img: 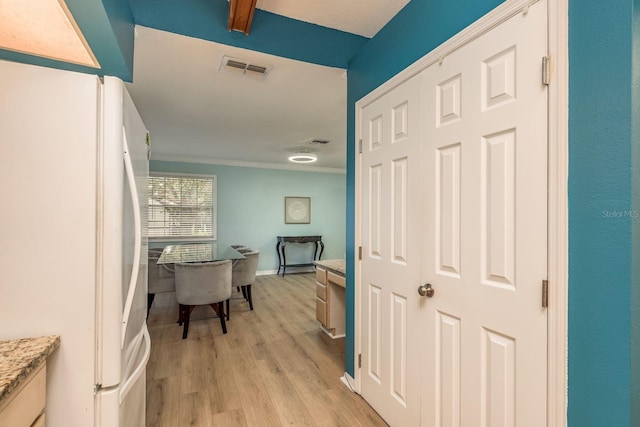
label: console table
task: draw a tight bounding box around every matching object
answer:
[276,236,324,276]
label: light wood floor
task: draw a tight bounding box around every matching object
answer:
[146,272,388,427]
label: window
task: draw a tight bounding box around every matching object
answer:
[148,173,216,240]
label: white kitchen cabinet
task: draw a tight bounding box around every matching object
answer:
[0,363,47,426]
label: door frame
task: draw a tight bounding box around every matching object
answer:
[353,0,569,425]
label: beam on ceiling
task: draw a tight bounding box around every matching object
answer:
[228,0,257,35]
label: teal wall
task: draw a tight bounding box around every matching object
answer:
[569,0,636,425]
[633,1,640,424]
[345,0,504,378]
[150,161,346,273]
[99,0,136,78]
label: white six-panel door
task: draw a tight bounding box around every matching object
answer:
[359,1,548,425]
[420,3,548,426]
[360,75,423,426]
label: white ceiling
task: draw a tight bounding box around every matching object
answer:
[256,0,409,38]
[126,1,409,172]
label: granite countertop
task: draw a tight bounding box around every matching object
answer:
[0,335,60,405]
[314,259,346,277]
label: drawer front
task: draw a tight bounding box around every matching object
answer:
[316,282,327,300]
[327,271,346,288]
[316,297,327,326]
[315,267,327,285]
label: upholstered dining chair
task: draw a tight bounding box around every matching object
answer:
[175,260,232,339]
[231,246,252,293]
[227,250,260,319]
[147,252,175,317]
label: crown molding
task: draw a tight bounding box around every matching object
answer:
[150,153,346,174]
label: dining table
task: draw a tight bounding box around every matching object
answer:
[156,242,245,264]
[156,242,245,321]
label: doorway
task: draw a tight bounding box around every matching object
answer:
[354,1,566,425]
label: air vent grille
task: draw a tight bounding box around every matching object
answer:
[226,60,247,70]
[219,56,271,79]
[307,139,330,145]
[247,64,268,74]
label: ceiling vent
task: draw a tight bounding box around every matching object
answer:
[219,55,271,80]
[306,139,330,145]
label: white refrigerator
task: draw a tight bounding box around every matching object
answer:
[0,59,150,426]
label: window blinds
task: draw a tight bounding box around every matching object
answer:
[148,174,216,240]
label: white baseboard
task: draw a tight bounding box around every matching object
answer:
[320,326,345,339]
[257,267,316,276]
[340,373,358,394]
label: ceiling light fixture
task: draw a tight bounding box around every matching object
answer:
[288,151,318,163]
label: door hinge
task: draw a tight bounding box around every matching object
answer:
[358,353,362,368]
[358,246,363,260]
[542,56,550,86]
[542,279,549,308]
[359,139,363,154]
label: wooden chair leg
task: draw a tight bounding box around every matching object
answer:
[241,285,247,300]
[218,302,227,334]
[247,285,253,311]
[178,304,184,325]
[180,304,191,339]
[178,305,195,325]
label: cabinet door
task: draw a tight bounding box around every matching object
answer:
[0,364,46,427]
[316,282,327,300]
[327,272,345,288]
[316,297,327,326]
[326,273,346,336]
[315,267,327,284]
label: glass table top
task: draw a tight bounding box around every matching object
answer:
[157,242,245,264]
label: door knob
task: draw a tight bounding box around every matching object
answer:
[418,283,435,298]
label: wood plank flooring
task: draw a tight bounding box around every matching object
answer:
[146,272,388,427]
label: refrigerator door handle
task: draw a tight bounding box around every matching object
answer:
[121,127,143,348]
[119,326,151,403]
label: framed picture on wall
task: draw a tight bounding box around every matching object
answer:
[285,197,311,224]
